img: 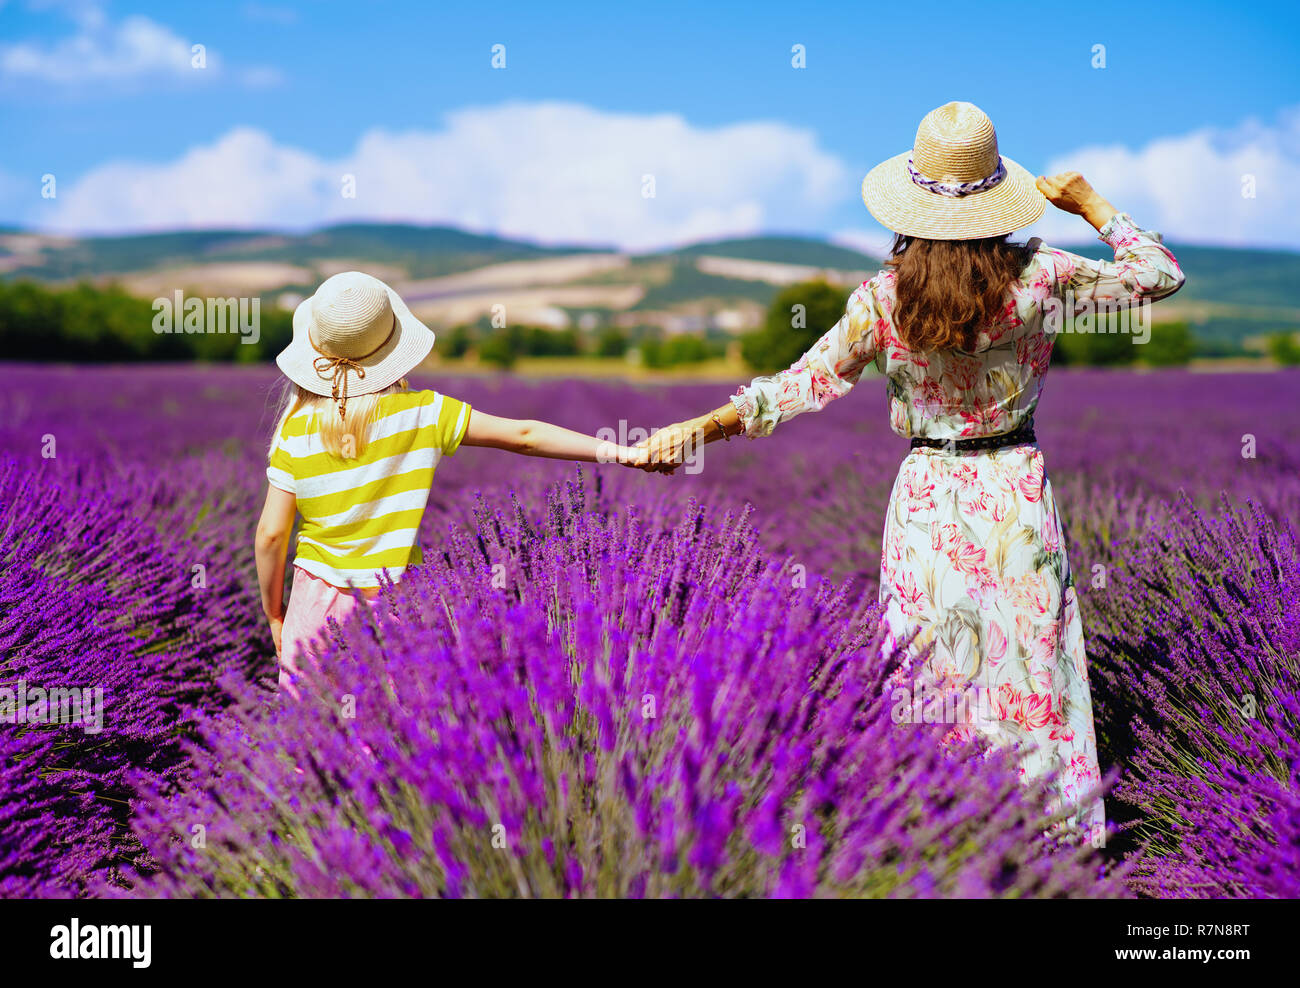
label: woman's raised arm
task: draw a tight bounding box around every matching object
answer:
[1036,172,1185,308]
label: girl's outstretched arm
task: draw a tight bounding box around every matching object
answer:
[255,483,297,656]
[461,409,652,468]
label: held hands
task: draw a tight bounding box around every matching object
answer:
[597,441,675,473]
[635,418,706,474]
[1035,172,1117,231]
[594,423,701,475]
[598,406,739,475]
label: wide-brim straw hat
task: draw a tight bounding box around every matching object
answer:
[862,102,1045,240]
[276,271,435,408]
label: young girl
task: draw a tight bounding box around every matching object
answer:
[255,270,650,696]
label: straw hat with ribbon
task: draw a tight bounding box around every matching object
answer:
[862,102,1045,240]
[276,271,435,420]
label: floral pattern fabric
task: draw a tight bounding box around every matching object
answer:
[730,213,1184,834]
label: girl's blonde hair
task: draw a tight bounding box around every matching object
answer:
[269,378,410,459]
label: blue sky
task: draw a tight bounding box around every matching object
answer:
[3,0,1298,249]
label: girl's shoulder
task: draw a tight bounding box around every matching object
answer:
[378,388,457,413]
[277,403,314,441]
[380,388,469,420]
[380,387,436,409]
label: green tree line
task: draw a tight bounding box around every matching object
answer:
[0,280,292,361]
[4,277,1287,371]
[443,320,725,369]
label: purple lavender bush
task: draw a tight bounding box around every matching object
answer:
[2,362,1297,897]
[127,482,1123,898]
[1084,497,1300,896]
[0,451,265,896]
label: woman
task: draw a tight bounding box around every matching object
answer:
[642,102,1184,837]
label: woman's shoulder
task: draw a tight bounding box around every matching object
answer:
[851,269,896,309]
[1020,238,1079,285]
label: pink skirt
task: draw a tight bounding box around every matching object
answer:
[279,566,381,698]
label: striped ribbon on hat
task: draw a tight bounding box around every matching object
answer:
[907,154,1007,198]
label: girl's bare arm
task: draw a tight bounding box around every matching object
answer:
[254,484,297,654]
[461,409,651,466]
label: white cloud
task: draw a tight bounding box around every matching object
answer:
[35,102,850,251]
[39,127,328,230]
[1024,107,1300,249]
[0,2,277,88]
[24,102,1300,251]
[2,13,196,83]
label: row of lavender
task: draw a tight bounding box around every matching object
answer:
[130,486,1123,897]
[0,363,1296,896]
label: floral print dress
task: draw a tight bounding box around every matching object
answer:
[730,213,1184,836]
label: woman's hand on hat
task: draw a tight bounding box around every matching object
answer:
[1035,171,1095,213]
[1036,172,1117,230]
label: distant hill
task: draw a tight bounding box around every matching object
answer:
[0,224,599,282]
[660,235,880,269]
[2,224,1296,347]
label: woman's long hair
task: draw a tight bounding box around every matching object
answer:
[268,379,409,459]
[886,234,1035,352]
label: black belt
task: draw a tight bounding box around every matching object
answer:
[910,421,1037,452]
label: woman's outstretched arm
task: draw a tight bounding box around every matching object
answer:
[642,276,884,467]
[640,401,743,469]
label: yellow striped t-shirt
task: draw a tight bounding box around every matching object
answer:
[266,390,472,588]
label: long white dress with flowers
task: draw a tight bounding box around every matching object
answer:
[729,213,1184,837]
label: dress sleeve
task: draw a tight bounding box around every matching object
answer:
[1041,212,1185,312]
[266,425,296,494]
[729,276,884,439]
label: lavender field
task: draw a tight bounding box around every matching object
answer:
[1,362,1297,898]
